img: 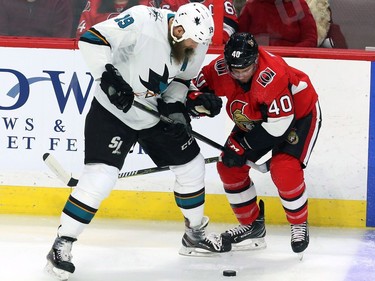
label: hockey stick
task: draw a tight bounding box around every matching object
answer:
[43,153,219,187]
[133,100,270,173]
[43,153,79,187]
[118,156,219,177]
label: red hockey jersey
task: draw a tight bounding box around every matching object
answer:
[76,0,149,38]
[194,48,318,147]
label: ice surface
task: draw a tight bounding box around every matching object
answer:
[0,215,374,281]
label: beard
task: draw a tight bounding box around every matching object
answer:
[168,34,195,64]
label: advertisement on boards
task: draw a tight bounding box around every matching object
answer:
[0,47,372,203]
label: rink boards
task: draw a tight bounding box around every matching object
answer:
[0,45,374,227]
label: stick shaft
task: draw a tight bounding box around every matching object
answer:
[118,156,219,178]
[43,153,219,187]
[132,100,270,173]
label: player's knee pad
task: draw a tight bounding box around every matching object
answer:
[169,153,205,192]
[270,153,304,195]
[71,163,119,209]
[217,161,251,189]
[271,154,308,223]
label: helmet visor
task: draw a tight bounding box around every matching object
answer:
[229,62,257,80]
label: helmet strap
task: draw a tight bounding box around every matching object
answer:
[170,20,184,44]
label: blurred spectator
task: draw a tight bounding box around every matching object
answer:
[71,0,87,38]
[326,10,347,48]
[306,0,347,48]
[0,0,73,38]
[152,0,162,6]
[158,0,238,43]
[233,0,246,15]
[238,0,317,47]
[76,0,149,38]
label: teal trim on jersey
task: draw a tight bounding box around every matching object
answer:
[167,13,175,21]
[80,32,100,42]
[366,61,375,227]
[174,189,205,209]
[181,57,188,71]
[63,198,96,224]
[80,29,109,46]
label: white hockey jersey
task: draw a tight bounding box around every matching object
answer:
[78,5,209,130]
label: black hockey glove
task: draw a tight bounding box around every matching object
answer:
[157,99,191,140]
[221,132,250,168]
[186,91,223,117]
[100,64,134,113]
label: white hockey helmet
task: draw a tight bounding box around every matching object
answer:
[170,2,214,45]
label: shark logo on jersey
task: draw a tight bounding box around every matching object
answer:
[148,7,163,22]
[139,64,169,95]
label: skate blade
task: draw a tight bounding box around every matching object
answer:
[44,261,71,281]
[178,245,220,257]
[297,252,304,261]
[232,238,267,251]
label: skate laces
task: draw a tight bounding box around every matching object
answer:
[204,233,223,251]
[186,226,223,251]
[54,238,73,261]
[187,227,205,241]
[185,216,209,241]
[291,222,307,242]
[226,224,252,237]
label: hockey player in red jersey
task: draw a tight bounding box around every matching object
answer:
[158,0,238,43]
[76,0,149,38]
[188,32,322,257]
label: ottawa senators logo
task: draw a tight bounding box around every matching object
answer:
[256,67,276,87]
[214,58,229,76]
[286,128,299,144]
[230,100,260,132]
[194,72,206,88]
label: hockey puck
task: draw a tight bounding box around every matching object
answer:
[223,270,236,277]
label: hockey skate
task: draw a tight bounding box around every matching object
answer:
[179,216,232,256]
[291,221,309,260]
[222,199,266,251]
[45,236,77,281]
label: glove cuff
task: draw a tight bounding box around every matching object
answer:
[227,135,246,155]
[187,91,203,100]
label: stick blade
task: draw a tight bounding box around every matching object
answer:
[43,153,76,187]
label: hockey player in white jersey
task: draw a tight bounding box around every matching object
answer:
[45,3,228,281]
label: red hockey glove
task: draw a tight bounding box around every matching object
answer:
[221,133,250,167]
[186,91,222,117]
